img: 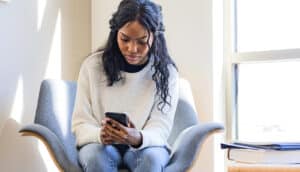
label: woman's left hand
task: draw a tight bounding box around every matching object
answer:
[101,117,142,147]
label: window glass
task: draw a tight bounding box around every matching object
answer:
[237,61,300,142]
[237,0,300,52]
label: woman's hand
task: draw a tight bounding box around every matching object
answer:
[100,119,115,145]
[100,117,142,147]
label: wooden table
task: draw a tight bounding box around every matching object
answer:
[228,163,300,172]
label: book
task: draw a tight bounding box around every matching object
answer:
[222,142,300,150]
[221,142,300,164]
[233,141,300,150]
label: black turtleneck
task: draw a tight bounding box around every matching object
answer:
[121,57,149,73]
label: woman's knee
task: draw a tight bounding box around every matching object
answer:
[78,143,120,172]
[79,144,103,169]
[148,149,168,161]
[136,147,170,171]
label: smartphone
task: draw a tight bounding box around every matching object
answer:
[105,112,128,126]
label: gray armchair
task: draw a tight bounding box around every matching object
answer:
[19,79,223,172]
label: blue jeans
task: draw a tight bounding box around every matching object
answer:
[78,143,170,172]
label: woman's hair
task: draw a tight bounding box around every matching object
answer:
[96,0,177,111]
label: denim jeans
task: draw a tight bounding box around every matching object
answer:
[78,143,169,172]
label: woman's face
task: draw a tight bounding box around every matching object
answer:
[117,20,153,65]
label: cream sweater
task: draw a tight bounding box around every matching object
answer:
[71,53,179,149]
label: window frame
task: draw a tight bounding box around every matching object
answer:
[224,0,300,141]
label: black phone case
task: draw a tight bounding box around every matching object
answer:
[105,112,128,126]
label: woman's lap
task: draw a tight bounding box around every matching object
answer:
[124,146,170,172]
[79,144,169,172]
[79,143,122,172]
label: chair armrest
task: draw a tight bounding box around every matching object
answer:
[165,122,224,172]
[19,124,82,172]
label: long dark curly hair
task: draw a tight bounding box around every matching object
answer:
[96,0,177,111]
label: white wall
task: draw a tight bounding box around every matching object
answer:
[91,0,220,171]
[0,0,91,171]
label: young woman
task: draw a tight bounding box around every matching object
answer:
[72,0,179,171]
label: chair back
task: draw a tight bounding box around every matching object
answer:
[34,79,78,166]
[167,79,199,147]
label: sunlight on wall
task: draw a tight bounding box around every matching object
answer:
[213,0,225,171]
[45,10,61,79]
[37,0,47,31]
[53,83,69,137]
[9,76,24,123]
[38,140,59,172]
[40,7,62,172]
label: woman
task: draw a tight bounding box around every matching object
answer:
[72,0,179,171]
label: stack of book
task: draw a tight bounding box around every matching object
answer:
[221,142,300,164]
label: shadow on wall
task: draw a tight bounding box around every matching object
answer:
[0,0,90,171]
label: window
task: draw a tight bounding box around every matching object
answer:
[225,0,300,142]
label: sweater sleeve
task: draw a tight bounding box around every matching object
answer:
[138,66,179,149]
[71,59,102,147]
